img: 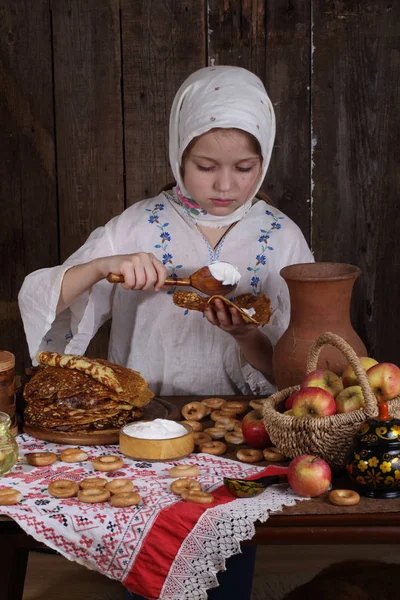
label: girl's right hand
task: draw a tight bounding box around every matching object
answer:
[98,252,168,291]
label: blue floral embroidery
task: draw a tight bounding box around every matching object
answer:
[42,335,52,345]
[146,203,183,296]
[247,209,284,294]
[65,330,73,341]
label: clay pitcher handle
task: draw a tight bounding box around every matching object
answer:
[306,332,377,418]
[106,273,190,286]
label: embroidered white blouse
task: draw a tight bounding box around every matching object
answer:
[18,193,313,396]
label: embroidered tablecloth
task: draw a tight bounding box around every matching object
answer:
[0,434,308,599]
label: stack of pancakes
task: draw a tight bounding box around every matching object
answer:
[24,352,153,433]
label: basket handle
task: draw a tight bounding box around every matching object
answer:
[306,332,377,418]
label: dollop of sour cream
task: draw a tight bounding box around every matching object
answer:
[123,419,188,440]
[242,307,256,317]
[209,261,241,286]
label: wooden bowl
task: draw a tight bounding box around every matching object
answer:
[119,422,194,461]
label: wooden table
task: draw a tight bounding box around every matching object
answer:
[2,395,400,600]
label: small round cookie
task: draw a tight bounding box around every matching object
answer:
[92,455,123,472]
[110,492,141,507]
[79,477,108,489]
[48,479,79,499]
[0,488,23,505]
[78,487,111,504]
[105,479,134,495]
[26,452,57,467]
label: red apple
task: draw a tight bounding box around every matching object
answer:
[291,387,337,417]
[288,455,332,497]
[335,385,364,413]
[285,390,300,411]
[301,369,343,398]
[241,409,271,448]
[367,362,400,403]
[342,357,378,388]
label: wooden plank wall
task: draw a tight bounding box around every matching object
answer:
[1,0,399,374]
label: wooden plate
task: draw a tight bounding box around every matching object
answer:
[22,397,180,445]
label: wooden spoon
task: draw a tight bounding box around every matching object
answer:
[223,473,288,498]
[106,265,238,296]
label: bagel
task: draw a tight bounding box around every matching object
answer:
[92,455,123,472]
[170,478,202,496]
[221,400,247,415]
[236,449,263,463]
[181,402,207,421]
[181,489,214,504]
[78,487,111,504]
[179,420,203,432]
[263,447,287,462]
[224,432,245,445]
[168,464,200,478]
[202,397,225,410]
[329,489,360,507]
[110,491,141,507]
[79,477,108,489]
[198,441,226,456]
[204,427,226,440]
[48,479,79,499]
[0,488,22,505]
[26,452,57,467]
[60,448,89,463]
[105,479,134,495]
[194,432,212,446]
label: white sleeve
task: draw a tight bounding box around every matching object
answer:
[239,221,314,394]
[18,221,117,363]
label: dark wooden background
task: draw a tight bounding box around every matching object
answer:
[1,0,399,374]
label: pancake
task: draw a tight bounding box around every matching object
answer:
[37,351,123,392]
[25,361,153,408]
[24,400,142,431]
[173,291,272,325]
[24,354,153,434]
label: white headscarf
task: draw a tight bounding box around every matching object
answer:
[169,65,276,227]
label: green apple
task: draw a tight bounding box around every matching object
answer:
[342,357,379,388]
[335,385,364,413]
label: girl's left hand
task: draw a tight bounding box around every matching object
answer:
[203,298,257,338]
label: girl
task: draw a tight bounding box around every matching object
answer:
[19,66,313,600]
[18,65,313,398]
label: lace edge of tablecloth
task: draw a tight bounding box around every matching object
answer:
[160,485,310,600]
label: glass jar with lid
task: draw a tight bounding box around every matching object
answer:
[0,412,19,476]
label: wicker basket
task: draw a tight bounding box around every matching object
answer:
[263,332,400,469]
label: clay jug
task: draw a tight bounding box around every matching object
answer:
[272,262,367,389]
